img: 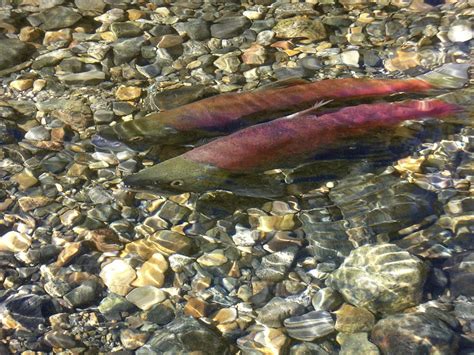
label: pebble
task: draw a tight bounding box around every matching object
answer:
[255,247,298,282]
[371,312,458,354]
[197,249,228,267]
[115,86,142,101]
[337,332,380,355]
[312,287,344,311]
[24,126,50,141]
[256,297,305,327]
[9,79,34,91]
[63,279,101,307]
[284,310,335,341]
[0,39,34,70]
[326,244,427,313]
[126,286,167,311]
[132,253,168,288]
[237,327,289,354]
[38,6,82,30]
[99,259,136,296]
[58,71,106,85]
[120,329,150,350]
[273,16,326,41]
[143,316,230,354]
[177,19,211,41]
[0,231,32,252]
[110,22,143,38]
[210,16,251,39]
[448,20,473,42]
[334,304,375,333]
[214,52,241,73]
[242,44,266,65]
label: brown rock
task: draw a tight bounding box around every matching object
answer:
[9,79,34,91]
[56,242,83,267]
[19,26,43,42]
[43,29,72,46]
[12,169,38,190]
[52,100,93,131]
[88,228,122,252]
[242,44,266,65]
[127,9,145,20]
[115,86,142,101]
[335,304,375,333]
[184,297,209,318]
[132,253,168,288]
[120,329,149,350]
[273,16,327,41]
[157,34,183,48]
[18,196,52,212]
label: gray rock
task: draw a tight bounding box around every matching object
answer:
[113,37,146,65]
[312,287,344,311]
[24,126,50,141]
[326,244,427,313]
[63,279,101,307]
[44,331,78,349]
[0,39,35,70]
[371,313,458,354]
[2,294,57,331]
[255,247,298,282]
[111,22,143,38]
[143,316,230,354]
[177,19,211,41]
[337,332,379,355]
[256,297,305,327]
[284,310,335,341]
[38,6,82,30]
[58,71,106,85]
[210,16,251,39]
[94,109,115,124]
[98,293,136,315]
[75,0,105,12]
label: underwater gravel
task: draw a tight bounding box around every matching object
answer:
[0,0,473,353]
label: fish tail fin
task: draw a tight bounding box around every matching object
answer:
[418,63,470,89]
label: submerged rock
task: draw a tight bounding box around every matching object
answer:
[327,244,427,313]
[0,39,35,70]
[284,310,335,341]
[371,313,459,354]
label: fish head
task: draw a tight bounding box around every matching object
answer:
[123,155,230,195]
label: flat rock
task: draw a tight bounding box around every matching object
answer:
[371,313,458,354]
[284,310,335,341]
[326,244,427,313]
[273,16,326,41]
[58,71,106,85]
[210,16,251,39]
[0,39,35,70]
[38,6,82,30]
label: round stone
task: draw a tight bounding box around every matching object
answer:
[283,311,335,341]
[126,286,167,311]
[326,244,427,313]
[100,259,136,296]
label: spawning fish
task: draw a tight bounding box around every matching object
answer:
[123,88,471,197]
[95,63,468,148]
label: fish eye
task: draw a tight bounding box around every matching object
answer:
[170,180,184,187]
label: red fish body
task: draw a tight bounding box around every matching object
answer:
[97,63,468,146]
[184,99,461,172]
[123,92,467,196]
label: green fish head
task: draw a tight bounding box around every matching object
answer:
[123,156,230,195]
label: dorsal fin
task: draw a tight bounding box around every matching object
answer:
[257,77,310,91]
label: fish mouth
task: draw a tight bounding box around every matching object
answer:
[122,174,182,196]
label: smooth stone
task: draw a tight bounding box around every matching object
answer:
[149,230,194,256]
[210,16,251,39]
[121,329,150,350]
[335,304,375,333]
[157,34,183,48]
[255,247,298,282]
[132,253,168,288]
[25,126,50,141]
[371,313,458,354]
[312,287,344,311]
[184,297,210,318]
[256,297,305,327]
[58,71,105,85]
[326,244,427,313]
[98,293,135,315]
[100,259,136,296]
[144,316,230,354]
[10,79,34,91]
[111,22,143,38]
[113,37,146,65]
[284,310,335,341]
[12,169,38,190]
[337,332,379,355]
[197,249,228,267]
[126,286,167,311]
[237,327,289,354]
[44,331,77,349]
[242,44,266,65]
[289,341,338,354]
[18,196,52,212]
[75,0,105,12]
[273,16,326,41]
[63,279,100,307]
[341,50,360,67]
[214,52,241,73]
[448,20,473,42]
[0,231,32,252]
[0,39,34,70]
[177,19,210,41]
[142,302,175,325]
[38,6,82,30]
[115,86,142,101]
[145,85,206,110]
